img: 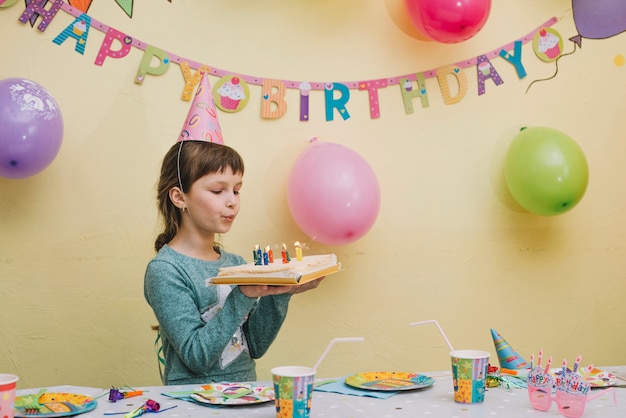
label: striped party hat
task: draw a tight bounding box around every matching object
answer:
[491,328,529,370]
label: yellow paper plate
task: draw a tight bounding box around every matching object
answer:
[583,368,618,387]
[189,383,274,406]
[550,367,618,387]
[14,393,97,417]
[345,371,435,391]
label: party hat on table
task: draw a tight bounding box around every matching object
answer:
[178,71,224,144]
[490,328,529,370]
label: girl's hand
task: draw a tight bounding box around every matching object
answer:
[238,284,292,298]
[286,277,324,294]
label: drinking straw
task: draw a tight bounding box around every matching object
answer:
[312,337,364,372]
[408,320,455,353]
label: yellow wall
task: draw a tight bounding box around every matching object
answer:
[1,0,625,388]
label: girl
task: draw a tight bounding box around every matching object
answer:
[144,140,322,385]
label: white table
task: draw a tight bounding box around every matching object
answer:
[17,367,626,418]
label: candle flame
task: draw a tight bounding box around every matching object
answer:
[265,245,270,252]
[254,244,259,250]
[282,243,287,250]
[294,241,301,248]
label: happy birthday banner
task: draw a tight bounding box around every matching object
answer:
[17,0,558,122]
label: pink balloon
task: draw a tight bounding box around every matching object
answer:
[0,78,64,179]
[404,0,491,43]
[287,140,381,246]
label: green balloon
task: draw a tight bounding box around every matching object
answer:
[504,127,589,216]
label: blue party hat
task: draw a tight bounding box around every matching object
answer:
[491,328,529,370]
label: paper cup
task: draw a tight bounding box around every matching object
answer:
[450,350,490,403]
[271,366,315,418]
[0,374,18,418]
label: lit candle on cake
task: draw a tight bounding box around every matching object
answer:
[266,245,274,263]
[281,243,290,264]
[256,244,263,266]
[294,241,303,261]
[263,248,269,265]
[253,244,261,265]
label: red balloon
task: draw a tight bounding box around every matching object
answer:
[404,0,491,43]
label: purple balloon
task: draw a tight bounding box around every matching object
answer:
[0,78,64,179]
[571,0,626,44]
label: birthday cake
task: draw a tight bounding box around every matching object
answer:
[208,254,340,286]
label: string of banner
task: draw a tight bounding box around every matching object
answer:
[18,0,558,122]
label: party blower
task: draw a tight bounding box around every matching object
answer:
[409,320,490,404]
[271,337,364,418]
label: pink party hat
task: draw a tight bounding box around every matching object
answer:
[491,328,529,370]
[178,71,224,144]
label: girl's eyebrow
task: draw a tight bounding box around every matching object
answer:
[207,180,243,187]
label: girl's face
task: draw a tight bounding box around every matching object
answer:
[183,167,243,235]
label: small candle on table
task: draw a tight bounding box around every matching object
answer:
[573,355,581,373]
[263,248,269,265]
[266,245,273,263]
[294,241,303,261]
[544,356,552,373]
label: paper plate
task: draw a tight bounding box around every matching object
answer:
[345,371,435,391]
[582,368,618,387]
[14,393,97,417]
[550,368,618,387]
[189,383,274,406]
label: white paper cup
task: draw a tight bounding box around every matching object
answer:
[271,366,315,418]
[0,374,19,418]
[450,350,490,403]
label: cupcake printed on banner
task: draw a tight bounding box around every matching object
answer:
[179,70,224,144]
[214,75,250,113]
[533,28,563,62]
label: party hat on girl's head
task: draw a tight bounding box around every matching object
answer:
[178,71,224,144]
[491,328,529,370]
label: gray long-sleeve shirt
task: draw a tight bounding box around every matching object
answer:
[144,245,292,385]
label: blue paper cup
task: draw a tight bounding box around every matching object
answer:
[451,350,490,403]
[271,366,315,418]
